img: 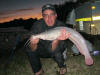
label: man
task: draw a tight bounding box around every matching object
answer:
[26,4,70,75]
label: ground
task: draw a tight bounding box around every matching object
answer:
[0,46,100,75]
[0,34,100,75]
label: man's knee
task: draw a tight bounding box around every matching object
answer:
[29,43,38,51]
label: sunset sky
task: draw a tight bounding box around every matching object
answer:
[0,0,78,23]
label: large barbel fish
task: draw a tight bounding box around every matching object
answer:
[29,26,93,65]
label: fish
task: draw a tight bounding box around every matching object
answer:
[26,26,93,66]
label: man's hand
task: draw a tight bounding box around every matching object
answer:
[57,28,70,40]
[30,36,39,44]
[29,36,39,51]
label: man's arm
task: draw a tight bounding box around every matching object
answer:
[51,28,70,51]
[29,22,41,51]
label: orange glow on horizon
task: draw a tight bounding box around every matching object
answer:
[0,13,42,23]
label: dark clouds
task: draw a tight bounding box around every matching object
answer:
[0,8,35,16]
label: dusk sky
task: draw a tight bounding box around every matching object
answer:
[0,0,78,23]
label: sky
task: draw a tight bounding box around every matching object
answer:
[0,0,78,23]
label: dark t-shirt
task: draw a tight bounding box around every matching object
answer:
[30,18,66,34]
[30,18,67,52]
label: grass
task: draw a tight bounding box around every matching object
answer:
[0,47,100,75]
[0,37,100,75]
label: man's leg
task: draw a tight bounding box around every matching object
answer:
[52,49,67,75]
[26,43,43,75]
[51,40,67,74]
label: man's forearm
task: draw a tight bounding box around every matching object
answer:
[51,39,59,51]
[29,43,38,51]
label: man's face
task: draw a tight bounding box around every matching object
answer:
[42,9,57,26]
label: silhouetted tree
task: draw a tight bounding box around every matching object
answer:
[0,18,37,30]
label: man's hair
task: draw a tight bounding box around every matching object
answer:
[42,4,56,13]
